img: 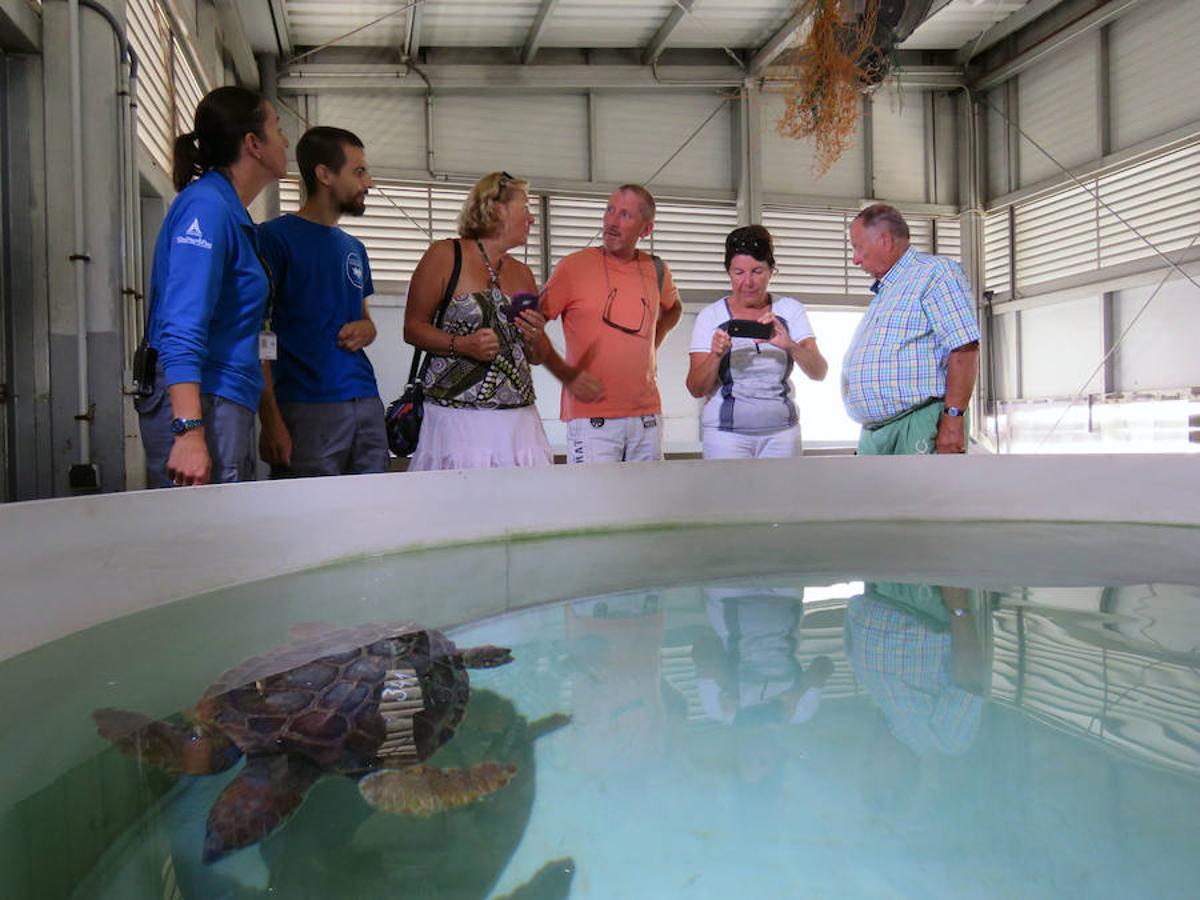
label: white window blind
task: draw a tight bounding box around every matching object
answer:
[936,219,962,262]
[1015,182,1097,287]
[171,37,206,140]
[1009,143,1200,291]
[547,196,736,291]
[985,208,1011,294]
[127,0,173,173]
[907,218,933,254]
[647,201,738,292]
[279,179,543,286]
[127,0,210,180]
[1098,144,1200,267]
[762,208,871,297]
[548,196,606,272]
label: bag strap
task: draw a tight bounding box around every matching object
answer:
[406,238,463,385]
[651,253,665,297]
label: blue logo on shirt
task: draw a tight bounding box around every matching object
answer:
[346,251,364,289]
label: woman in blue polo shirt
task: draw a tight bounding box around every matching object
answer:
[138,86,289,486]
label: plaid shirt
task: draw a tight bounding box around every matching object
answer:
[841,247,980,425]
[845,591,982,756]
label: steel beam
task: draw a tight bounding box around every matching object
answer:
[643,0,694,67]
[279,62,745,93]
[214,0,260,88]
[0,0,40,52]
[955,0,1064,64]
[405,0,424,58]
[280,62,961,94]
[522,0,562,65]
[971,0,1147,93]
[749,10,811,76]
[267,0,292,57]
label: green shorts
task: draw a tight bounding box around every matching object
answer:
[856,401,947,456]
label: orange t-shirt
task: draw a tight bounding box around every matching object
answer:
[541,247,681,421]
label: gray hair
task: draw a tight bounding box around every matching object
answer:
[854,203,910,242]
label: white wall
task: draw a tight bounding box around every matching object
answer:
[1017,295,1105,398]
[1113,280,1200,391]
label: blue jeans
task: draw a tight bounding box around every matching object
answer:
[137,366,257,487]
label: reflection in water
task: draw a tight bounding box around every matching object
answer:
[694,586,832,727]
[255,689,570,899]
[843,583,988,816]
[844,583,987,757]
[561,595,676,775]
[5,577,1200,898]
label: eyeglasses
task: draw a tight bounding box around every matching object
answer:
[600,249,651,335]
[498,171,514,192]
[602,287,648,335]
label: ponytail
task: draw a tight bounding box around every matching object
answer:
[171,87,267,191]
[171,131,201,192]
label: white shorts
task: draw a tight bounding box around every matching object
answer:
[565,415,664,464]
[409,403,553,471]
[701,425,800,460]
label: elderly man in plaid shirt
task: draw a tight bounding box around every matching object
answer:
[842,204,980,454]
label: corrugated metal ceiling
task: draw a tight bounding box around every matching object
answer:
[278,0,1038,55]
[900,0,1033,51]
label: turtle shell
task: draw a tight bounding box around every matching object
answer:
[195,625,473,773]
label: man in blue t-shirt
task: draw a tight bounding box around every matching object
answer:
[258,126,389,476]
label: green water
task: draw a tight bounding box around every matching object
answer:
[2,522,1199,898]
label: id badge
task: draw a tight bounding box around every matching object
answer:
[258,330,278,361]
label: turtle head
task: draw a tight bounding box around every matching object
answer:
[459,644,514,669]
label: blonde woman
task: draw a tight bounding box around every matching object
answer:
[403,172,552,469]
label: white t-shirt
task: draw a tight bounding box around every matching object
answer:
[689,295,815,434]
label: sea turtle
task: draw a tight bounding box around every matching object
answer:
[93,622,527,863]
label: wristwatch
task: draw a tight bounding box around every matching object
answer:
[943,406,966,417]
[170,417,204,436]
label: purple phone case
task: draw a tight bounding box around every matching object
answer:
[507,292,540,322]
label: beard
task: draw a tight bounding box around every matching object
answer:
[340,194,367,217]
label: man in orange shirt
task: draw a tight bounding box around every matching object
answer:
[540,185,683,463]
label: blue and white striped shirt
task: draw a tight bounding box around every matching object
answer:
[841,247,980,426]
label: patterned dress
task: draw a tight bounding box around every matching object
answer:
[422,289,537,409]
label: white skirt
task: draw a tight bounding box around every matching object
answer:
[408,403,553,471]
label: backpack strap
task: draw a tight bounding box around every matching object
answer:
[651,253,665,297]
[407,238,462,385]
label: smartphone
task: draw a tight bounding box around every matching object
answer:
[506,292,540,323]
[726,319,773,340]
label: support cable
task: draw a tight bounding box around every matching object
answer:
[1032,229,1200,450]
[979,97,1200,449]
[272,97,436,240]
[581,92,740,248]
[287,0,426,66]
[981,95,1200,295]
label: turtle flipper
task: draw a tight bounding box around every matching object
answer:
[358,762,516,815]
[203,755,322,864]
[527,712,572,741]
[457,644,514,669]
[93,708,191,774]
[495,858,577,900]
